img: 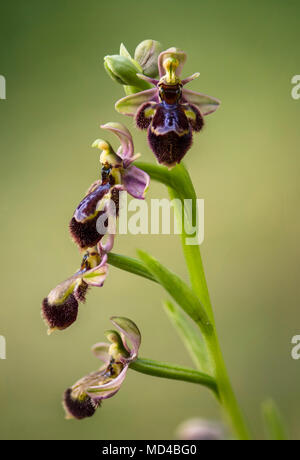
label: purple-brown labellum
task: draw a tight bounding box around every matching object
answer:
[42,294,78,331]
[69,182,112,250]
[69,213,107,250]
[63,388,100,420]
[74,281,89,303]
[136,82,204,167]
[116,49,220,167]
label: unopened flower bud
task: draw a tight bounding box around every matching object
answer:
[134,39,162,78]
[104,55,150,91]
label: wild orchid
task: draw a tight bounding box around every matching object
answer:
[69,122,149,250]
[63,317,141,420]
[42,248,108,333]
[115,48,220,167]
[43,40,287,441]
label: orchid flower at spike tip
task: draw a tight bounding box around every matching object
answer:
[69,122,150,250]
[115,48,221,167]
[42,249,108,334]
[63,317,141,420]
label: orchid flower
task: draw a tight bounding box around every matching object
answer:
[42,249,108,333]
[63,317,141,420]
[69,122,150,250]
[115,48,220,167]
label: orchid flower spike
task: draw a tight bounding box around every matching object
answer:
[63,317,141,420]
[115,48,221,168]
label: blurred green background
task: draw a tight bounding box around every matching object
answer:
[1,0,300,440]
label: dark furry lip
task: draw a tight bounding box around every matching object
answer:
[42,294,78,330]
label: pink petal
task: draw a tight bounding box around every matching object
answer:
[122,165,150,199]
[86,364,129,400]
[100,122,134,160]
[158,48,187,78]
[181,73,200,86]
[136,73,159,86]
[91,342,110,365]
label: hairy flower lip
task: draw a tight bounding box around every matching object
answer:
[42,294,79,333]
[63,388,100,420]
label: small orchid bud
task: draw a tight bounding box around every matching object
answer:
[104,55,150,91]
[63,388,100,420]
[134,39,162,78]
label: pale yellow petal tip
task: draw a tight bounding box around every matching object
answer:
[136,73,148,82]
[132,153,141,162]
[47,327,57,336]
[143,185,149,199]
[92,139,109,151]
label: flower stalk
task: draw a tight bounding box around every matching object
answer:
[129,358,219,397]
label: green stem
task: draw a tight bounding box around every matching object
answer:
[130,357,219,397]
[171,174,250,440]
[107,252,157,283]
[137,161,250,440]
